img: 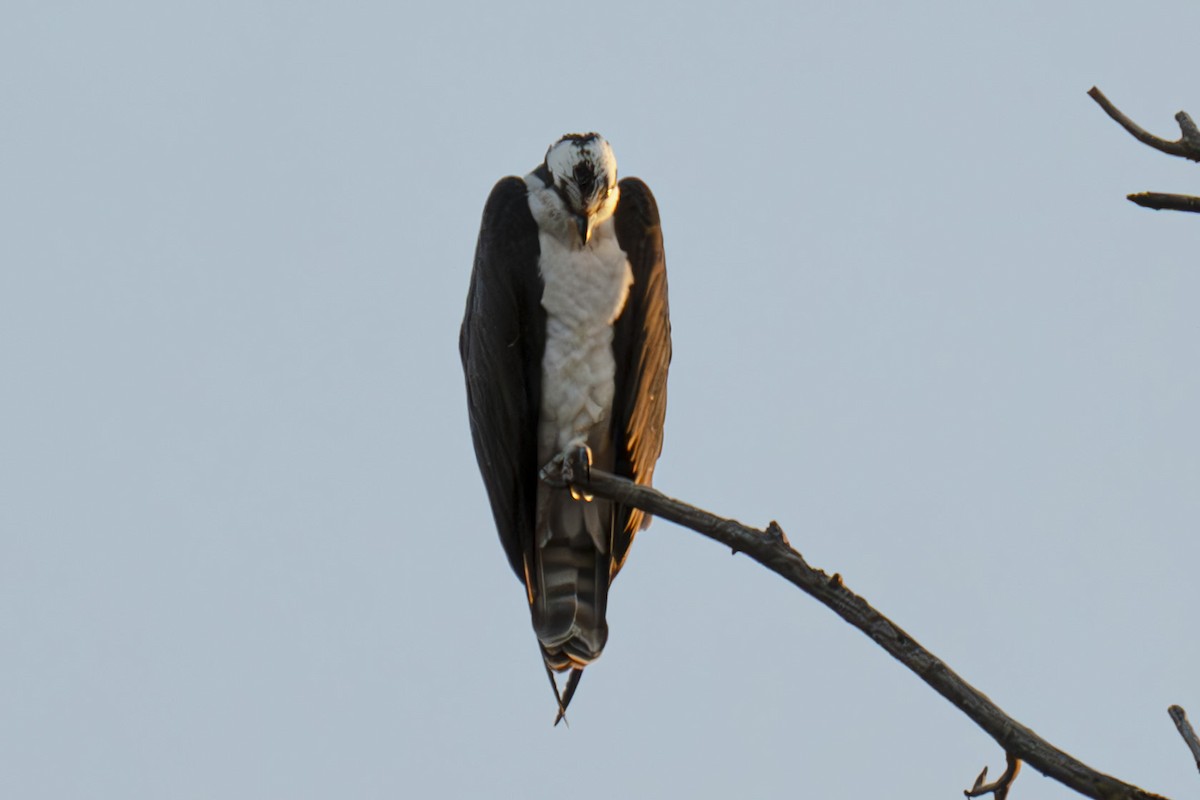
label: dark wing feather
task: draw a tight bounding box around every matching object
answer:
[609,177,672,578]
[460,176,545,582]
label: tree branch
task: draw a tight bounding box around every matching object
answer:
[1087,87,1200,162]
[1126,192,1200,213]
[1168,706,1200,775]
[1088,86,1200,213]
[544,461,1170,800]
[966,752,1022,800]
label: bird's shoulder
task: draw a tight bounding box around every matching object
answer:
[480,175,534,229]
[615,177,661,231]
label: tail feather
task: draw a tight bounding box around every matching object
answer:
[532,487,611,672]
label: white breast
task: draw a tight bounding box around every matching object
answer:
[535,221,633,461]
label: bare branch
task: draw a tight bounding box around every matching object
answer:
[966,753,1022,800]
[1087,87,1200,162]
[543,460,1170,800]
[1168,705,1200,775]
[1127,192,1200,213]
[1088,87,1200,213]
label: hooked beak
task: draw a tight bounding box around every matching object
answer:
[573,213,592,246]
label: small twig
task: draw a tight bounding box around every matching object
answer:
[1168,706,1200,775]
[541,462,1170,800]
[1127,192,1200,213]
[1177,112,1200,149]
[1088,86,1200,213]
[552,668,583,727]
[1087,87,1200,162]
[966,753,1022,800]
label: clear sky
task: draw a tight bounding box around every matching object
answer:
[3,2,1199,798]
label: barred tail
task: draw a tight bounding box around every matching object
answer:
[532,487,611,672]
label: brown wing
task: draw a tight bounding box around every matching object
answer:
[459,176,545,582]
[609,177,671,578]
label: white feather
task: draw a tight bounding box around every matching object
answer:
[524,171,632,463]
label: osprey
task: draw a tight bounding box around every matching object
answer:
[459,133,671,721]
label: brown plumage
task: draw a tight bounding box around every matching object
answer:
[460,135,670,722]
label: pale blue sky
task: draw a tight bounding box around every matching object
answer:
[3,2,1199,798]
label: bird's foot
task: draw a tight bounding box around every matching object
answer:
[565,445,593,501]
[538,455,566,487]
[538,445,593,499]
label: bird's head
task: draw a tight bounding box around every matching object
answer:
[544,133,619,246]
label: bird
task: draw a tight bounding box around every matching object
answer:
[459,133,671,722]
